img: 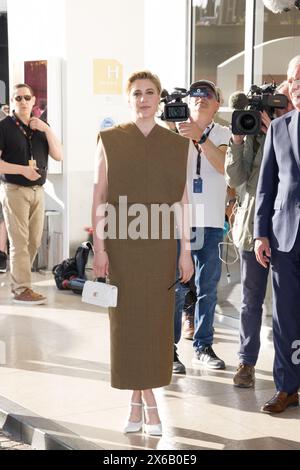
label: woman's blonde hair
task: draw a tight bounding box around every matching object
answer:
[126,70,162,95]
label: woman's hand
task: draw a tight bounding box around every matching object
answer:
[93,251,109,278]
[178,251,194,284]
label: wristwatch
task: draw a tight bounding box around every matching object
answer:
[198,133,208,144]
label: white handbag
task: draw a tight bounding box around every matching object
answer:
[82,280,118,308]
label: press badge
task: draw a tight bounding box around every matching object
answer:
[193,177,203,193]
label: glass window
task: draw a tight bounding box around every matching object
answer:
[253,0,300,87]
[192,0,246,108]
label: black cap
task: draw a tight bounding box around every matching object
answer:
[190,80,220,102]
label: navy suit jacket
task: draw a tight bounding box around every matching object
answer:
[254,109,300,252]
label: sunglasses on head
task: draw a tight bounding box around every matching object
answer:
[14,95,32,102]
[190,87,216,100]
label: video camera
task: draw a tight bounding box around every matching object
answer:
[160,88,190,122]
[160,82,220,122]
[230,83,288,135]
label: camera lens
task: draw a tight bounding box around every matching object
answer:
[231,110,261,135]
[164,103,189,122]
[239,113,256,131]
[168,106,186,118]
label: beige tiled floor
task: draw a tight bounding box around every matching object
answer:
[0,272,299,450]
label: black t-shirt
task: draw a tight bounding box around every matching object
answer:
[0,116,49,186]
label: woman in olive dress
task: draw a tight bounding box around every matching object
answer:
[92,70,193,435]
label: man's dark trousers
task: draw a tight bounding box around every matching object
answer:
[239,250,269,365]
[271,225,300,394]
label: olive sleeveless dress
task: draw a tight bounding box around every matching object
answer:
[100,122,189,390]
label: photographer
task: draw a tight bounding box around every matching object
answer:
[174,80,231,371]
[225,81,293,388]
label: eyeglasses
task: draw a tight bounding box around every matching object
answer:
[14,95,32,102]
[190,87,216,100]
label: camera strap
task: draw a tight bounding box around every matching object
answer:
[11,112,34,160]
[193,123,214,177]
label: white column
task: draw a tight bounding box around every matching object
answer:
[244,0,255,91]
[253,0,265,85]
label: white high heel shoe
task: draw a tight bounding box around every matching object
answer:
[143,405,162,436]
[123,402,143,433]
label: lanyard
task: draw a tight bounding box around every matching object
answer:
[11,112,34,159]
[194,123,214,177]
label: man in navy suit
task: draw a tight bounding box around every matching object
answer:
[254,55,300,413]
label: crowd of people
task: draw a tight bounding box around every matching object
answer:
[1,55,300,435]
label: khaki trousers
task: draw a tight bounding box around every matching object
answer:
[0,183,44,294]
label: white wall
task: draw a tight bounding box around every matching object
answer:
[7,0,66,63]
[64,0,189,252]
[6,0,189,256]
[0,0,7,11]
[64,0,145,251]
[144,0,190,91]
[7,0,66,263]
[7,0,66,144]
[6,0,145,255]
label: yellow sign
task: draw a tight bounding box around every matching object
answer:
[93,59,123,95]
